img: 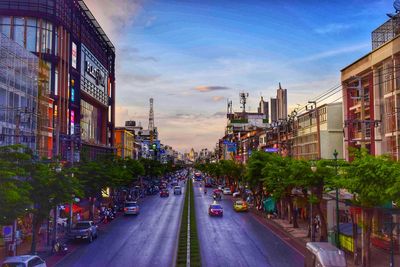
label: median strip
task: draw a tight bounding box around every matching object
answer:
[176,178,201,267]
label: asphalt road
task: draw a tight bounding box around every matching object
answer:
[194,181,304,267]
[56,183,185,267]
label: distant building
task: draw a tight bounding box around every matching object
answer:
[277,83,288,120]
[257,96,269,122]
[270,98,278,123]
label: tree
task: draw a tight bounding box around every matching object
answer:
[339,149,400,267]
[0,145,32,225]
[29,161,81,253]
[245,151,271,207]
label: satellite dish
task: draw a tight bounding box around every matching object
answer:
[394,0,400,13]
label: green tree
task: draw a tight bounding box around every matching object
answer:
[245,151,271,206]
[29,162,81,253]
[0,145,32,225]
[339,149,400,267]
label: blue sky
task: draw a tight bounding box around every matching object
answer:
[86,0,393,152]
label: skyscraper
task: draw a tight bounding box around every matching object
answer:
[270,98,277,123]
[277,83,288,120]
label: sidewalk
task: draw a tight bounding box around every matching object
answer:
[250,207,399,267]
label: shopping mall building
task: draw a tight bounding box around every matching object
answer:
[0,0,116,161]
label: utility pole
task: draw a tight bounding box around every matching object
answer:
[308,101,321,159]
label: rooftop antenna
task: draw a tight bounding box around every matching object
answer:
[227,99,233,114]
[239,92,249,115]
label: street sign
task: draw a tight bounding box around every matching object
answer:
[265,148,279,153]
[2,225,12,242]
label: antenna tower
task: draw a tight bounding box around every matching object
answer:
[239,92,249,114]
[149,98,154,144]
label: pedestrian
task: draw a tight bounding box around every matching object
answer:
[76,212,81,221]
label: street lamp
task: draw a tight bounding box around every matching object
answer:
[333,149,341,249]
[310,162,317,242]
[52,164,62,250]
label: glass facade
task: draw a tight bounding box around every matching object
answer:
[0,16,53,53]
[81,99,101,144]
[0,33,38,150]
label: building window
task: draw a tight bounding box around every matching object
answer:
[81,99,101,144]
[0,16,11,37]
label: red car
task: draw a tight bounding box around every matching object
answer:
[208,204,223,216]
[160,189,169,197]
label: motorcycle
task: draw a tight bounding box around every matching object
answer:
[53,241,68,254]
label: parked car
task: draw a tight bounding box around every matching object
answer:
[174,186,182,195]
[2,255,46,267]
[208,204,223,216]
[68,221,98,242]
[160,189,169,197]
[223,188,232,195]
[124,201,139,215]
[233,200,249,212]
[171,180,179,187]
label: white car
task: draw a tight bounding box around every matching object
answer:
[2,255,46,267]
[223,188,232,195]
[233,191,241,198]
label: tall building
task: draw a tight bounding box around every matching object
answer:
[341,15,400,160]
[270,98,277,123]
[257,96,269,122]
[0,33,38,151]
[277,83,288,120]
[0,0,116,161]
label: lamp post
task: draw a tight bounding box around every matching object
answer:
[52,163,62,251]
[310,162,317,242]
[333,149,340,249]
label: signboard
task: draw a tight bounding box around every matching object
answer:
[265,148,279,153]
[70,110,75,135]
[71,42,77,69]
[2,225,12,242]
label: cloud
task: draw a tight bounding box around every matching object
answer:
[213,111,226,117]
[195,86,230,92]
[314,23,354,35]
[297,43,369,62]
[212,96,225,102]
[84,0,141,42]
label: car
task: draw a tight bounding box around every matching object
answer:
[174,186,182,195]
[208,204,223,216]
[124,201,139,215]
[68,221,98,242]
[232,191,241,198]
[2,255,47,267]
[160,189,169,197]
[233,200,249,212]
[223,188,232,195]
[218,185,224,190]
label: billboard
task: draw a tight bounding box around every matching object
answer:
[71,42,77,69]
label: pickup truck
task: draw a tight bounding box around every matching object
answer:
[68,221,98,243]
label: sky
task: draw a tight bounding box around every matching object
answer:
[85,0,394,152]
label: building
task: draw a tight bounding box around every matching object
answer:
[277,83,288,120]
[270,98,278,123]
[292,103,343,160]
[257,96,269,122]
[0,33,38,151]
[341,16,400,160]
[0,0,116,161]
[114,127,134,159]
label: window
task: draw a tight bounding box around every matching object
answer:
[0,16,11,37]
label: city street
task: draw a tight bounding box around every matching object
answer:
[56,184,185,267]
[194,181,304,267]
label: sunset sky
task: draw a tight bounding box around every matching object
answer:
[85,0,393,152]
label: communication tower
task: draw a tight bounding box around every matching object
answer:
[149,98,154,144]
[239,92,249,115]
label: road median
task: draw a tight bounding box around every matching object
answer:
[176,178,201,267]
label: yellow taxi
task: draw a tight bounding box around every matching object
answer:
[233,200,249,212]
